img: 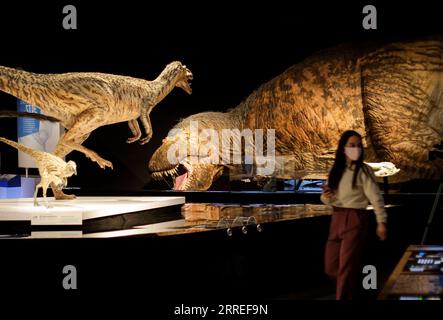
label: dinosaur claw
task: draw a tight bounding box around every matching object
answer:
[139,136,152,145]
[105,161,113,170]
[126,136,140,144]
[92,156,113,170]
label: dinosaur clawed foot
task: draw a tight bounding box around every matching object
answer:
[87,152,113,169]
[139,135,152,145]
[33,199,53,208]
[55,193,77,200]
[126,136,141,144]
[52,187,77,200]
[95,157,113,169]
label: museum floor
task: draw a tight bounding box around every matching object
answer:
[0,189,441,300]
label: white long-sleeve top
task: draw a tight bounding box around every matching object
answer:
[320,164,387,224]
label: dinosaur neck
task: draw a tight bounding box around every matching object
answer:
[150,67,181,105]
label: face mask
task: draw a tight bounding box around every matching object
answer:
[344,147,362,161]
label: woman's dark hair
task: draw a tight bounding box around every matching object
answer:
[327,130,372,190]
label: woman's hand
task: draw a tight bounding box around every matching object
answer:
[376,222,387,241]
[322,185,335,198]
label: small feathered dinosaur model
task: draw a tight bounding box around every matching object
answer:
[0,137,77,208]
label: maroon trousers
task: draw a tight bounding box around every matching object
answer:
[325,207,369,300]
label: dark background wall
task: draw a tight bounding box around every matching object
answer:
[0,1,442,192]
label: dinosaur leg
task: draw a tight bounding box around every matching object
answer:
[58,109,113,169]
[126,119,142,143]
[51,144,75,199]
[365,104,443,180]
[33,183,41,206]
[34,174,53,207]
[51,182,78,200]
[139,110,152,145]
[385,139,443,180]
[361,55,443,181]
[41,178,52,208]
[51,133,91,200]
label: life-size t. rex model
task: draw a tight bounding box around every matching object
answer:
[0,137,77,208]
[0,61,193,198]
[149,38,443,190]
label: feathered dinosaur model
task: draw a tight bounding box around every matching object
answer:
[0,61,193,199]
[0,137,77,208]
[149,38,443,190]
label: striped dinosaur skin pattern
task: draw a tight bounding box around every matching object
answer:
[0,61,192,198]
[149,38,443,191]
[0,137,77,208]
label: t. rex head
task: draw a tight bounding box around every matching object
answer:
[148,112,230,191]
[170,61,193,95]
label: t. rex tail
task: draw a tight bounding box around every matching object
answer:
[0,110,60,122]
[0,137,38,156]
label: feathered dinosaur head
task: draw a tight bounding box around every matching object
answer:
[167,61,193,95]
[65,160,77,176]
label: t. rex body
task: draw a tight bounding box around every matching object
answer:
[149,38,443,190]
[0,61,192,198]
[0,137,77,207]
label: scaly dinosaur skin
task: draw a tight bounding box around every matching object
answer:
[0,137,77,208]
[0,61,193,198]
[149,38,443,190]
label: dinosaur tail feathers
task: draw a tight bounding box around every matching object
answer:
[0,65,29,90]
[0,137,34,155]
[0,111,60,122]
[0,66,45,103]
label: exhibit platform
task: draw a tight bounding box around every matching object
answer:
[0,197,334,239]
[0,191,440,300]
[0,196,185,236]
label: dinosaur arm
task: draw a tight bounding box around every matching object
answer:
[127,119,142,143]
[139,109,152,145]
